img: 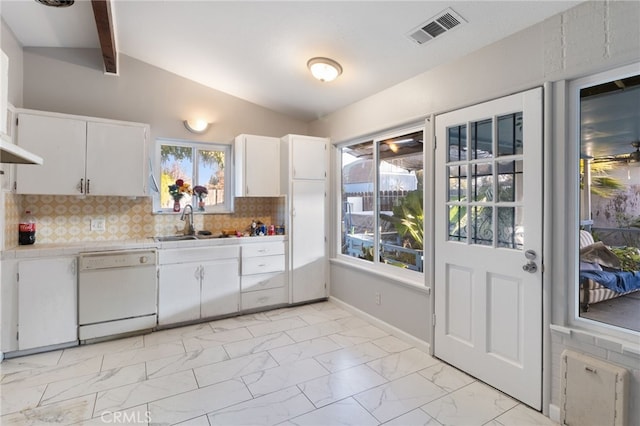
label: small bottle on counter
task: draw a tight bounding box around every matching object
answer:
[19,210,36,245]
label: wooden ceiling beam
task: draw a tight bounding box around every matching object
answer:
[91,0,117,74]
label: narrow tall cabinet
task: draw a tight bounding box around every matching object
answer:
[281,134,329,303]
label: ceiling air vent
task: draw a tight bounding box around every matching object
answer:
[407,8,466,45]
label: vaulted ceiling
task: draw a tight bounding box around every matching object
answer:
[2,0,583,121]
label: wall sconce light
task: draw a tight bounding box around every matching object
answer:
[183,119,211,134]
[307,57,342,82]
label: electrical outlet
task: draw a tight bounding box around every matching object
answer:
[91,218,106,232]
[375,292,381,305]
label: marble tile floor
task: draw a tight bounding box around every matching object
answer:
[0,301,558,426]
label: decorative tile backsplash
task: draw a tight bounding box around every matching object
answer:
[4,192,20,248]
[3,194,284,247]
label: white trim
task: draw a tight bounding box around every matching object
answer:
[330,257,430,295]
[153,137,234,215]
[566,62,640,342]
[335,123,426,278]
[549,404,561,423]
[550,324,640,355]
[542,80,553,417]
[329,295,431,353]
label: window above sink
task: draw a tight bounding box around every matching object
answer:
[153,138,234,214]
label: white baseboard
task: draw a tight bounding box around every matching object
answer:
[549,404,561,423]
[329,296,431,354]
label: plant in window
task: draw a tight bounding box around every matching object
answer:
[380,190,424,250]
[168,179,192,201]
[193,185,208,211]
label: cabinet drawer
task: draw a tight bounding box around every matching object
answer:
[241,271,286,292]
[242,254,285,275]
[241,287,287,311]
[242,242,285,258]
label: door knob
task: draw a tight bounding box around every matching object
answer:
[522,261,537,273]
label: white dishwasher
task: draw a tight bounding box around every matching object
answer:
[78,249,157,341]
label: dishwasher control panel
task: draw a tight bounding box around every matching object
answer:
[79,250,157,271]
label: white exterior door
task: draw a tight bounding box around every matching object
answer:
[434,88,543,409]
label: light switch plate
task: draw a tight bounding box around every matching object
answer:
[91,218,106,232]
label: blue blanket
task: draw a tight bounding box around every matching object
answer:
[580,270,640,293]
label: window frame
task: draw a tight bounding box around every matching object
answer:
[336,124,427,283]
[568,63,640,340]
[153,137,234,214]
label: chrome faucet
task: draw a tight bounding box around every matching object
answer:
[181,204,195,235]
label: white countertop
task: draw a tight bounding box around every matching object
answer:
[1,235,287,259]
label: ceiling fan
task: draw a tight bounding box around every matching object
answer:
[629,141,640,163]
[592,141,640,164]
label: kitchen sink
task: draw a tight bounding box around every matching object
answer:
[153,235,198,242]
[153,233,235,242]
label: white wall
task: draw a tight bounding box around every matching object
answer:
[330,261,430,341]
[312,0,640,420]
[0,18,23,108]
[19,48,309,144]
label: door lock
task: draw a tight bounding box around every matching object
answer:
[524,249,537,260]
[522,261,538,273]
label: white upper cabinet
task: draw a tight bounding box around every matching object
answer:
[234,134,280,197]
[86,122,147,196]
[282,134,327,180]
[15,110,149,196]
[15,113,86,195]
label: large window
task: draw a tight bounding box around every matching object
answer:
[154,139,233,213]
[576,69,640,333]
[340,129,424,274]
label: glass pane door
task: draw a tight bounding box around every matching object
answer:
[445,112,524,250]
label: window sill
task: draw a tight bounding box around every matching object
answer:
[550,323,640,356]
[330,256,430,295]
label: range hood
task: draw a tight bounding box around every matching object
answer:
[0,133,43,165]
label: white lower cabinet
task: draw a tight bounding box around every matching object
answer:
[18,257,78,350]
[240,241,287,310]
[201,259,241,318]
[158,246,240,326]
[157,262,202,325]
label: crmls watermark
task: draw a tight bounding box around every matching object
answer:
[100,410,151,424]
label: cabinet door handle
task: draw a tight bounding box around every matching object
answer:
[246,186,249,195]
[86,179,91,194]
[194,266,201,280]
[79,178,84,194]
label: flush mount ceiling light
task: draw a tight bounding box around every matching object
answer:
[307,57,342,82]
[35,0,74,7]
[183,119,211,134]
